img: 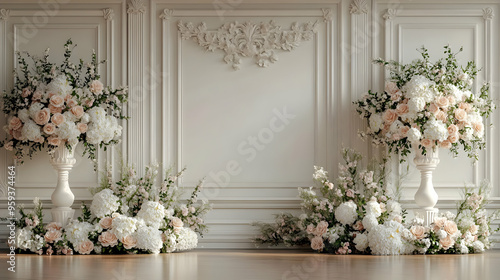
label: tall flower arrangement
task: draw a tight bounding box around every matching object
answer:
[354,46,494,160]
[0,39,128,164]
[13,164,212,255]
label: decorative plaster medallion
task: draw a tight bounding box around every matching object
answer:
[127,0,145,14]
[383,9,397,21]
[103,8,114,21]
[160,9,173,20]
[483,7,494,20]
[350,0,368,15]
[0,9,10,21]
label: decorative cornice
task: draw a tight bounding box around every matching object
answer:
[160,9,173,21]
[103,8,114,21]
[178,20,319,70]
[322,8,333,22]
[483,7,494,20]
[383,9,397,21]
[0,9,10,21]
[127,0,145,15]
[349,0,368,15]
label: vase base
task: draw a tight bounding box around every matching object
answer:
[51,207,75,227]
[414,208,438,227]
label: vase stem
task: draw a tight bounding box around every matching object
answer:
[50,143,77,227]
[413,147,440,226]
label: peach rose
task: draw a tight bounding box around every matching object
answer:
[22,88,31,98]
[421,139,433,148]
[396,104,409,115]
[171,217,184,228]
[77,123,88,133]
[49,95,65,108]
[447,95,456,105]
[454,108,467,122]
[121,235,138,250]
[90,80,104,94]
[383,109,398,125]
[346,189,355,198]
[4,141,14,151]
[34,108,51,125]
[70,106,84,118]
[447,124,458,135]
[8,117,23,131]
[34,136,44,143]
[439,235,455,250]
[43,123,56,135]
[161,233,167,243]
[436,111,447,122]
[472,122,484,134]
[62,248,73,255]
[13,130,23,140]
[306,224,315,234]
[400,126,410,137]
[77,240,94,255]
[428,103,440,115]
[390,91,402,102]
[315,221,329,236]
[448,134,459,143]
[45,222,62,231]
[99,217,113,229]
[439,140,452,149]
[66,99,78,108]
[311,236,325,251]
[48,92,55,98]
[443,220,458,236]
[433,217,446,232]
[49,104,63,114]
[385,81,400,95]
[48,136,61,146]
[459,102,472,112]
[51,113,65,126]
[98,231,118,247]
[353,220,364,231]
[32,90,43,101]
[85,98,95,107]
[436,96,450,108]
[44,230,62,243]
[469,224,478,235]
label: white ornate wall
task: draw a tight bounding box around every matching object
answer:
[0,0,499,249]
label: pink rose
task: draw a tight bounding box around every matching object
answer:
[436,96,450,108]
[383,109,398,125]
[66,99,78,108]
[77,240,94,254]
[62,248,73,255]
[459,102,472,112]
[43,123,56,135]
[314,221,329,236]
[99,217,113,229]
[34,108,51,125]
[448,133,459,143]
[51,113,65,126]
[85,98,95,107]
[353,221,364,231]
[385,81,400,95]
[410,225,426,239]
[346,189,355,198]
[433,217,446,232]
[310,236,324,251]
[428,103,440,115]
[121,235,138,250]
[48,136,61,146]
[98,231,118,247]
[49,95,65,108]
[70,106,84,118]
[396,104,409,115]
[454,108,467,122]
[306,224,315,234]
[4,141,14,151]
[89,80,104,95]
[444,220,458,236]
[447,124,458,135]
[45,222,62,231]
[13,130,24,141]
[436,111,447,122]
[8,117,23,131]
[46,246,53,256]
[439,235,455,250]
[171,217,184,228]
[49,104,63,114]
[22,88,32,98]
[400,126,410,137]
[77,123,88,133]
[44,230,62,243]
[421,139,433,148]
[472,122,484,134]
[439,140,452,149]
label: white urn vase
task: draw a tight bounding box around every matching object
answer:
[50,143,77,227]
[413,146,440,226]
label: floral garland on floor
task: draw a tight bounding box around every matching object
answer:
[354,46,495,161]
[0,39,128,166]
[14,164,212,255]
[253,148,499,255]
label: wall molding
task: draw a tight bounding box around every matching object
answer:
[0,8,9,21]
[349,0,368,15]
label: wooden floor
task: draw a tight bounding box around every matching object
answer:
[1,249,499,280]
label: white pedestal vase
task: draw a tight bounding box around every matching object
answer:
[413,147,440,226]
[50,143,77,227]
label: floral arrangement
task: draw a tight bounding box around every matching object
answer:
[254,148,499,255]
[354,46,495,160]
[0,39,128,164]
[13,164,212,255]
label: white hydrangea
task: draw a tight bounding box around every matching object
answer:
[111,215,138,240]
[87,107,107,123]
[81,113,90,124]
[18,109,30,123]
[65,220,94,246]
[15,228,40,251]
[21,120,41,141]
[369,114,384,132]
[408,97,426,114]
[368,223,405,255]
[86,115,121,144]
[365,199,382,217]
[137,201,166,228]
[57,121,80,141]
[47,74,73,97]
[353,233,368,251]
[386,200,402,215]
[362,214,379,232]
[423,119,448,141]
[335,201,358,225]
[134,226,163,254]
[472,241,485,252]
[407,127,422,142]
[403,75,436,102]
[461,127,474,141]
[90,189,120,218]
[175,227,198,252]
[445,84,464,101]
[63,111,78,123]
